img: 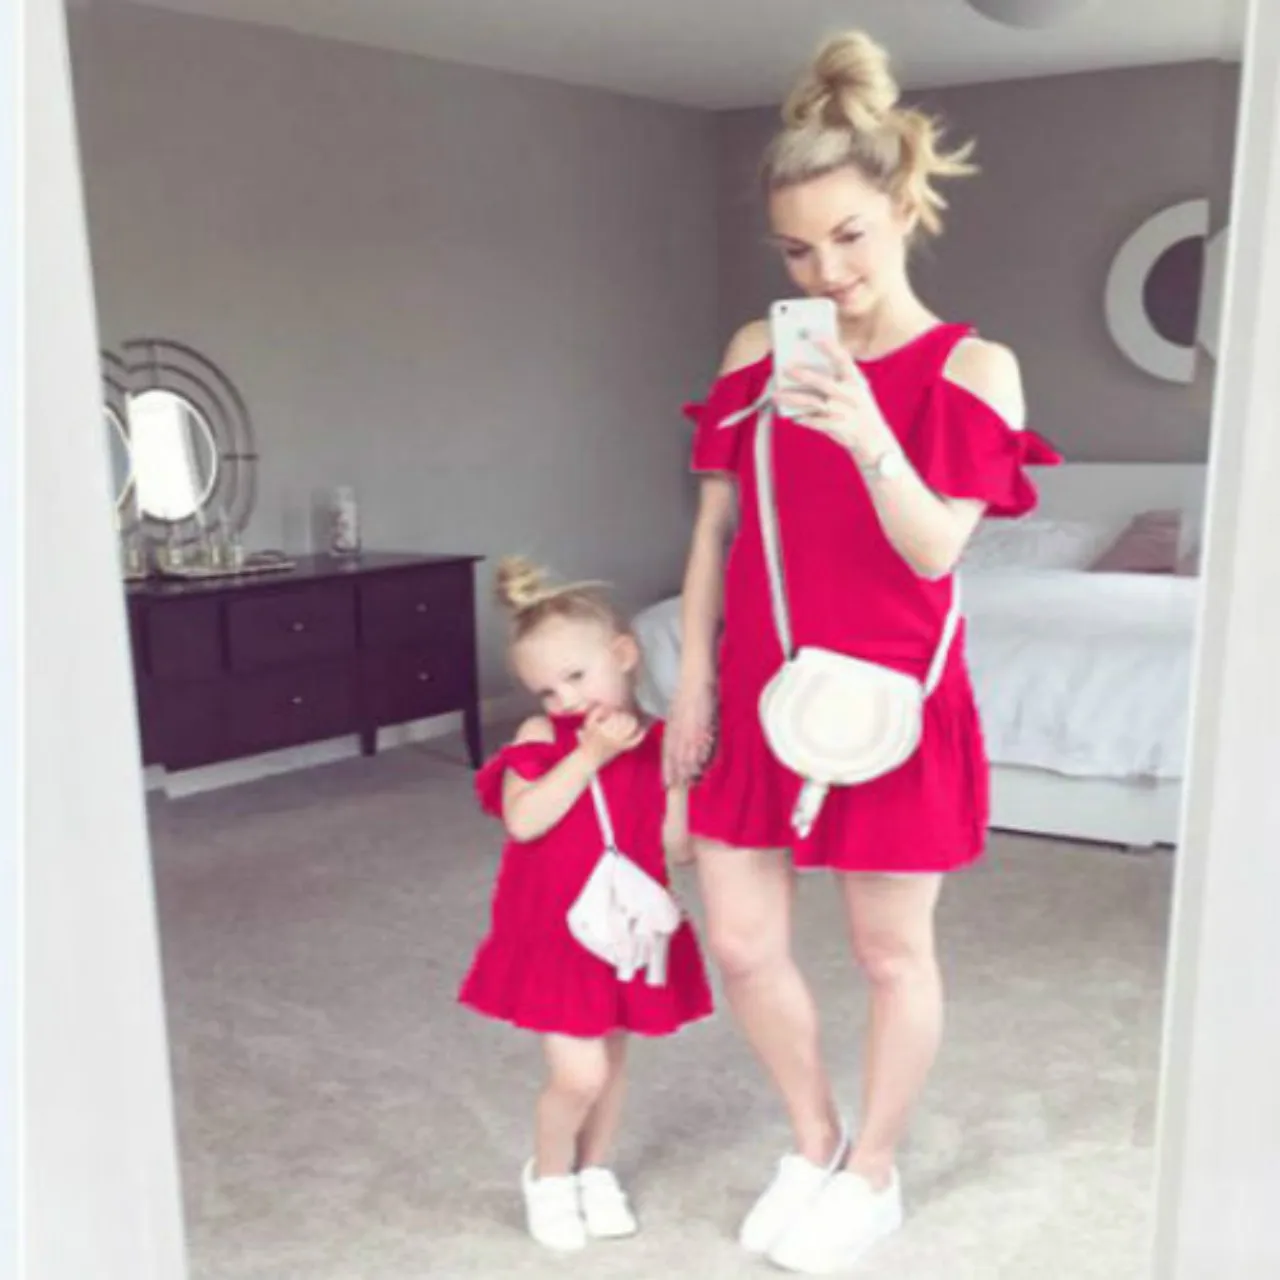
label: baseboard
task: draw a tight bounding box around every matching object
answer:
[146,692,529,799]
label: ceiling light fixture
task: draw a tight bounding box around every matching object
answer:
[966,0,1097,29]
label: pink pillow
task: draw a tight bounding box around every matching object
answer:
[1089,509,1182,574]
[1176,543,1201,576]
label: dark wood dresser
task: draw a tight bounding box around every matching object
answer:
[126,552,484,772]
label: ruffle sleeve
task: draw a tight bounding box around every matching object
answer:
[682,357,770,476]
[474,740,560,819]
[914,379,1063,518]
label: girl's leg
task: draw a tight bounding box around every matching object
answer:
[523,1034,611,1253]
[535,1034,610,1176]
[576,1033,639,1239]
[578,1032,628,1169]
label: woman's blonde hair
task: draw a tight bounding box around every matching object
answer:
[763,30,976,237]
[494,555,631,645]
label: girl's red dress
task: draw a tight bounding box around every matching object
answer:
[459,714,714,1036]
[684,322,1062,874]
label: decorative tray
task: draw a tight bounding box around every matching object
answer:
[154,554,297,582]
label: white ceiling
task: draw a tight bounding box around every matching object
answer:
[125,0,1246,109]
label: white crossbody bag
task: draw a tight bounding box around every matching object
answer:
[730,387,961,840]
[566,775,682,986]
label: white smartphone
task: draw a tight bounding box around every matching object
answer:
[769,297,839,388]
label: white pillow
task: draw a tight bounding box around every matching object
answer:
[962,517,1114,572]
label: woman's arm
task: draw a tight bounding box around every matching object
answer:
[665,323,765,785]
[779,337,1026,580]
[678,477,735,692]
[861,340,1023,578]
[665,478,735,786]
[662,785,694,865]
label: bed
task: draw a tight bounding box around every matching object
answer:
[634,463,1205,849]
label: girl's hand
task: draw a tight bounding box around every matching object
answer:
[664,678,716,788]
[775,336,898,467]
[578,707,644,770]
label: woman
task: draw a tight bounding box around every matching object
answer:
[665,29,1060,1276]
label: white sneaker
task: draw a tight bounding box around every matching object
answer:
[738,1126,850,1255]
[521,1160,587,1253]
[767,1167,904,1274]
[577,1166,639,1239]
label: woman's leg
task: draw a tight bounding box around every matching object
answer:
[764,873,943,1273]
[535,1034,611,1177]
[696,841,842,1164]
[577,1032,628,1169]
[839,873,944,1186]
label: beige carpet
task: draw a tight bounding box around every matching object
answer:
[148,733,1172,1280]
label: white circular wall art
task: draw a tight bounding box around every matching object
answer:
[966,0,1096,28]
[1104,198,1228,384]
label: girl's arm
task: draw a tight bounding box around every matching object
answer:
[501,712,640,843]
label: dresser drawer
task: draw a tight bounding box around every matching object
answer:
[226,662,358,756]
[127,598,148,674]
[364,644,471,725]
[359,565,474,652]
[148,598,223,681]
[227,584,356,673]
[147,679,227,769]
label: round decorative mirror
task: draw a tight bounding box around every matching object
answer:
[128,388,219,521]
[100,338,258,544]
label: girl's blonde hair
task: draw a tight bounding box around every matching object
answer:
[494,556,632,644]
[762,30,977,237]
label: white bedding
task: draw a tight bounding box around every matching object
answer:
[961,568,1196,780]
[633,567,1198,783]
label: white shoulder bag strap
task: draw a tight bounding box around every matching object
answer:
[584,775,677,986]
[588,774,618,852]
[751,382,961,695]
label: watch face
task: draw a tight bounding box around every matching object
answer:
[876,450,905,478]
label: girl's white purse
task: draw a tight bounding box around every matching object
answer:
[727,386,961,840]
[566,775,682,986]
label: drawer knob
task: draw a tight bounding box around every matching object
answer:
[417,671,433,683]
[290,695,305,706]
[414,602,428,614]
[290,620,307,633]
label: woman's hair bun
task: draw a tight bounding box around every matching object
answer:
[782,31,899,136]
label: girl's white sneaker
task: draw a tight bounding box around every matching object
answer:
[577,1166,639,1239]
[521,1160,587,1253]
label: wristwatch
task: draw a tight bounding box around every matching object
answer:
[860,446,906,482]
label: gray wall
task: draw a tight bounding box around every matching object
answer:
[717,62,1241,463]
[68,8,1242,714]
[68,5,719,695]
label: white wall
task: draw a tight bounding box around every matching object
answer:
[1153,0,1280,1275]
[1,0,18,1262]
[22,0,188,1274]
[68,5,721,695]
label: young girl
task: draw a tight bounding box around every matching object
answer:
[458,557,713,1253]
